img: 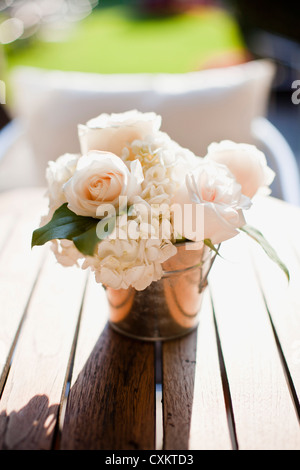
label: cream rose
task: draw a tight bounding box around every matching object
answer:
[78,109,162,156]
[172,160,251,245]
[63,150,144,217]
[205,140,275,198]
[46,153,80,209]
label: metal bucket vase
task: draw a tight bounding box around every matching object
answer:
[105,242,216,341]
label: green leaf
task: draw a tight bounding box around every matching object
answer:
[240,224,290,281]
[72,224,100,256]
[204,239,221,257]
[32,203,101,256]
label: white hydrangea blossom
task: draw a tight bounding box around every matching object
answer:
[51,239,83,267]
[82,238,177,291]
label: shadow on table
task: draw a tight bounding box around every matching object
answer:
[0,395,58,450]
[0,323,198,450]
[60,322,197,450]
[60,323,157,450]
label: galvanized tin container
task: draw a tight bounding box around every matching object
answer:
[105,242,216,341]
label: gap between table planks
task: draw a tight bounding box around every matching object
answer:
[247,195,300,406]
[162,289,232,450]
[0,189,48,393]
[0,188,86,449]
[0,188,299,450]
[162,196,300,450]
[0,250,88,450]
[59,274,156,450]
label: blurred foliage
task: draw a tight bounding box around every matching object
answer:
[3,5,244,74]
[0,0,99,46]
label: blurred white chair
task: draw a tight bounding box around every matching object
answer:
[1,59,299,205]
[251,117,300,206]
[0,119,40,189]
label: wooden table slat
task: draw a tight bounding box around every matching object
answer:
[162,290,232,450]
[0,189,299,450]
[0,213,15,255]
[0,191,47,391]
[247,197,300,405]
[60,274,156,450]
[0,251,87,450]
[208,234,300,450]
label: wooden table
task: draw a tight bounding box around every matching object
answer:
[0,187,299,451]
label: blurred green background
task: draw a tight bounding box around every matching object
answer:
[1,2,245,75]
[0,0,299,168]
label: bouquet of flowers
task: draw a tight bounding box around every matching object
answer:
[32,110,289,291]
